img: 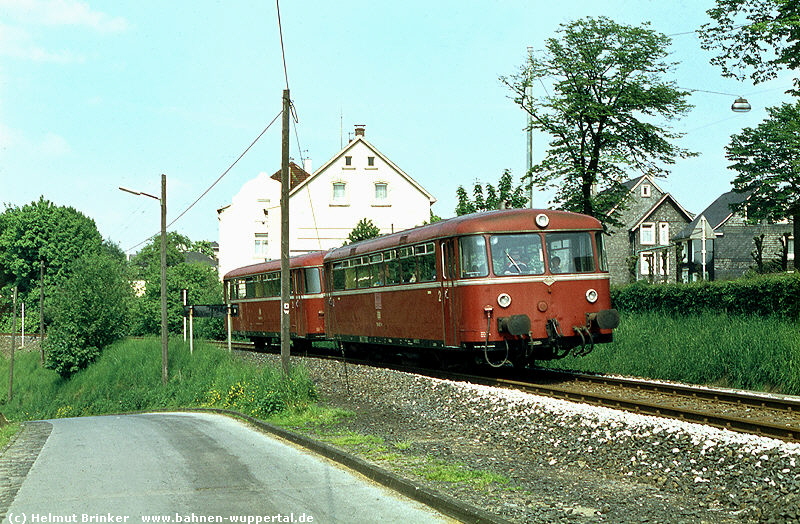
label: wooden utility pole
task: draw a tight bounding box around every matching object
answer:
[280,89,291,376]
[160,174,168,385]
[8,287,17,402]
[39,260,45,365]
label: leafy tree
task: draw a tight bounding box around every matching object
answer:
[501,17,695,223]
[725,100,800,270]
[346,218,381,244]
[455,170,528,216]
[128,231,193,279]
[700,0,800,94]
[0,197,103,296]
[45,251,133,378]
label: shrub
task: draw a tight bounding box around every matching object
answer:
[45,251,133,377]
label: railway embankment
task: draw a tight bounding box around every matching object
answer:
[242,352,800,524]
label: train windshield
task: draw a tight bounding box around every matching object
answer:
[544,232,596,273]
[489,234,545,276]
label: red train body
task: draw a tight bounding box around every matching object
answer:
[224,209,619,365]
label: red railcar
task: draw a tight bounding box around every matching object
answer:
[224,251,326,351]
[323,209,618,364]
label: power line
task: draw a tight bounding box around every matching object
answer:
[123,111,283,253]
[276,0,290,90]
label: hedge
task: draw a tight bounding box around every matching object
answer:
[611,273,800,319]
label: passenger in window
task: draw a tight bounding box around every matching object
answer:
[550,256,562,273]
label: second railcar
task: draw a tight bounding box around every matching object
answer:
[224,251,326,351]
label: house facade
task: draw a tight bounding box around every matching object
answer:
[217,125,436,278]
[604,175,694,285]
[673,191,795,281]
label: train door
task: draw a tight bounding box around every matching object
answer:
[290,270,302,335]
[440,238,459,347]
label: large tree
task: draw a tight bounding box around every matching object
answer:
[455,170,528,216]
[501,17,695,223]
[700,0,800,94]
[0,197,105,323]
[725,101,800,270]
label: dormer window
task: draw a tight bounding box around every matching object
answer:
[641,184,651,197]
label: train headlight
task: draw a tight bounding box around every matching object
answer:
[535,213,550,228]
[497,293,512,308]
[585,288,598,303]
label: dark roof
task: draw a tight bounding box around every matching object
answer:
[184,251,219,268]
[674,190,751,240]
[270,161,311,189]
[621,176,646,190]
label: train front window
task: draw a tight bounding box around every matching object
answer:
[545,232,595,273]
[459,236,488,278]
[489,234,545,276]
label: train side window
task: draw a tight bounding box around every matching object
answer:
[384,250,400,285]
[398,247,417,283]
[332,263,346,291]
[344,260,357,290]
[237,280,246,299]
[304,268,321,294]
[355,257,371,288]
[369,254,384,287]
[416,243,436,282]
[254,275,265,298]
[595,232,609,272]
[459,236,488,278]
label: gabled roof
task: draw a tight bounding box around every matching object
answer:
[289,136,436,204]
[606,173,692,222]
[271,161,311,189]
[674,190,751,240]
[628,192,694,232]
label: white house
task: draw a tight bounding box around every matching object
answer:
[217,125,436,277]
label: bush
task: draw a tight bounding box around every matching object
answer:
[611,273,800,319]
[45,251,133,377]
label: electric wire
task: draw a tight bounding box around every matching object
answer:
[123,111,283,253]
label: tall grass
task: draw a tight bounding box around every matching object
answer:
[546,312,800,395]
[0,338,317,422]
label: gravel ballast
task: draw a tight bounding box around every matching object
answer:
[254,353,800,523]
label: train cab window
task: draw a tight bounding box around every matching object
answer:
[304,268,321,294]
[459,236,488,278]
[545,232,596,273]
[490,234,545,276]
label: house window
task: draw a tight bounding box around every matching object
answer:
[254,233,269,256]
[788,236,795,262]
[640,252,654,276]
[367,156,375,167]
[344,156,352,166]
[658,222,669,246]
[374,182,388,201]
[332,182,347,204]
[640,223,655,245]
[641,184,651,197]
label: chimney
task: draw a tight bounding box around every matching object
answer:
[303,158,312,173]
[354,124,366,137]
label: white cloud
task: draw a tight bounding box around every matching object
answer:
[39,132,72,156]
[0,0,128,33]
[0,22,84,62]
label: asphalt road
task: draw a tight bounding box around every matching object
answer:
[3,413,452,524]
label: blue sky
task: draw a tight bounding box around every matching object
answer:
[1,0,796,254]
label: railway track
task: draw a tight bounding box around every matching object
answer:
[220,340,800,443]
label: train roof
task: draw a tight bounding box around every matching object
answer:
[326,209,602,261]
[223,250,327,279]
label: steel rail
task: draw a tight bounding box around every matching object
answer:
[221,340,800,443]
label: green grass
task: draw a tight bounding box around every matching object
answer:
[0,338,319,422]
[0,422,21,449]
[544,311,800,395]
[414,457,510,488]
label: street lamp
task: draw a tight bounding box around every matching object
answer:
[681,87,751,113]
[119,174,169,385]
